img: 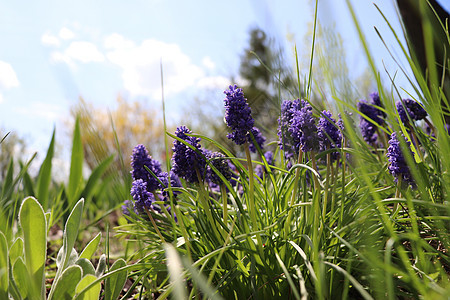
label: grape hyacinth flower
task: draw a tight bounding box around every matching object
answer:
[121,200,134,216]
[357,94,386,144]
[289,102,319,153]
[224,85,255,145]
[131,179,157,214]
[171,125,206,183]
[131,144,166,192]
[205,151,232,186]
[277,99,305,155]
[248,126,266,153]
[255,151,275,179]
[396,99,428,124]
[386,132,415,187]
[318,110,342,161]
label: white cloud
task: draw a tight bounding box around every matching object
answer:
[51,41,104,66]
[41,33,60,47]
[202,56,216,70]
[104,33,135,49]
[197,76,230,89]
[106,36,205,98]
[0,61,19,90]
[59,27,75,40]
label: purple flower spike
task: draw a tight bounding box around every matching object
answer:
[131,179,156,214]
[357,94,386,145]
[255,151,275,178]
[131,144,165,192]
[171,125,206,183]
[386,132,415,187]
[278,99,306,155]
[248,127,266,153]
[205,151,232,185]
[122,200,134,216]
[318,110,342,161]
[224,85,255,145]
[290,103,319,153]
[396,99,428,124]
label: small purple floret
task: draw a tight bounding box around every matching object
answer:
[318,110,342,160]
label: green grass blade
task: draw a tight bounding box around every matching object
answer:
[0,231,8,299]
[1,158,14,203]
[36,127,55,210]
[104,258,127,300]
[18,197,46,299]
[68,117,84,208]
[324,261,373,300]
[81,155,114,202]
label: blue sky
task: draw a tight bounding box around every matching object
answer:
[1,0,449,162]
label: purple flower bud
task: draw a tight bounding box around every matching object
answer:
[121,200,133,216]
[290,103,319,153]
[131,144,165,192]
[205,150,232,185]
[224,85,255,145]
[358,95,386,144]
[277,99,306,155]
[255,151,275,178]
[318,110,342,160]
[248,127,266,153]
[131,179,156,214]
[171,126,206,183]
[386,132,415,186]
[396,99,428,124]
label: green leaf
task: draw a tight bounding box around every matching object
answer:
[0,231,8,299]
[49,265,82,300]
[9,237,24,266]
[75,258,95,277]
[12,257,30,300]
[104,258,127,300]
[68,117,84,208]
[1,158,14,203]
[74,274,101,300]
[61,199,84,271]
[81,155,114,201]
[95,254,106,278]
[79,233,101,260]
[36,127,55,210]
[18,197,46,299]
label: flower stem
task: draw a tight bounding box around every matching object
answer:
[221,184,228,227]
[285,150,303,239]
[244,142,263,257]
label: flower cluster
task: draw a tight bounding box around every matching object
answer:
[357,92,385,144]
[318,110,342,161]
[130,179,157,214]
[131,144,167,192]
[248,127,266,153]
[396,99,427,124]
[386,132,415,186]
[171,125,206,183]
[289,102,319,153]
[205,150,233,186]
[224,85,255,145]
[277,99,305,155]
